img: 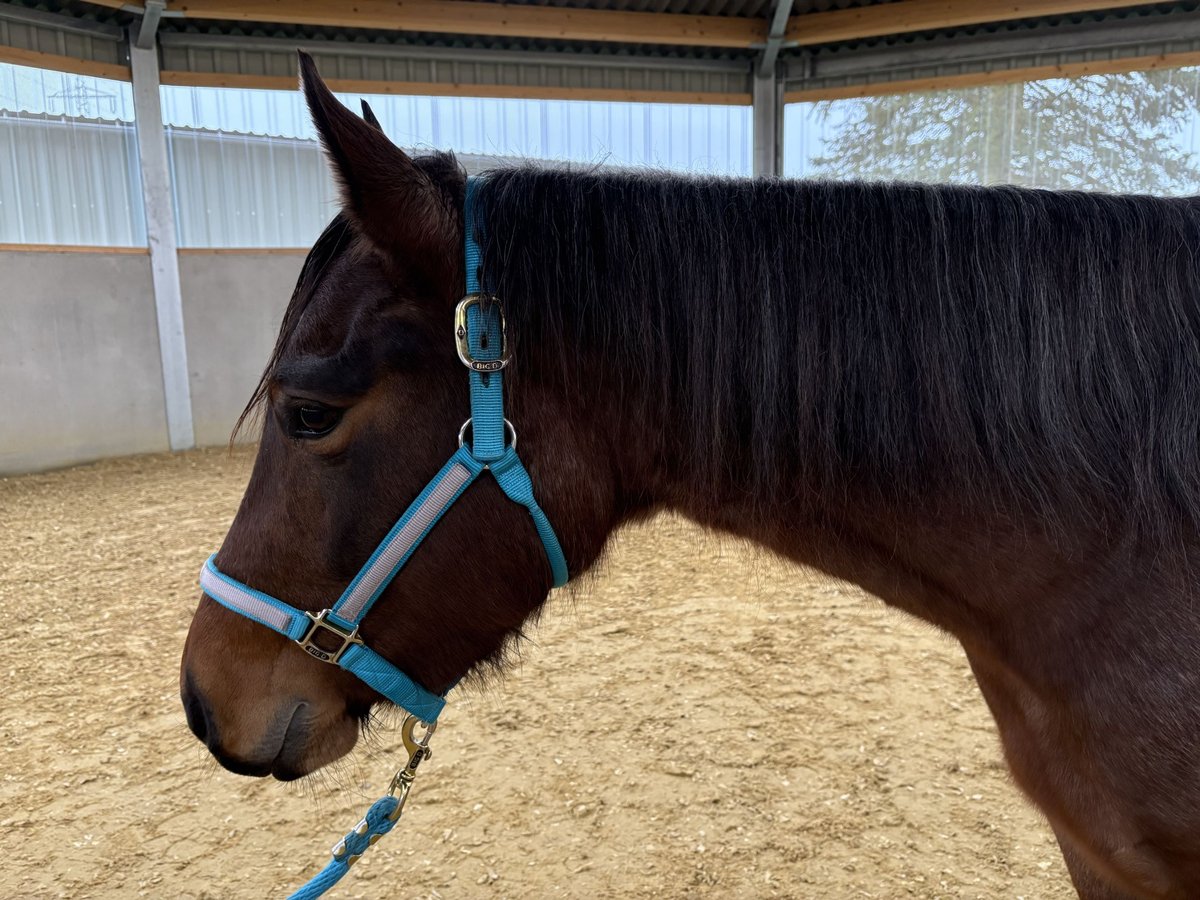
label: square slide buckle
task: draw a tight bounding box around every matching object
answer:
[297,609,362,664]
[454,294,510,373]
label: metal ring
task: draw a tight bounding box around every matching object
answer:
[457,417,517,451]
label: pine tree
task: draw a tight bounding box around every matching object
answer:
[810,70,1200,195]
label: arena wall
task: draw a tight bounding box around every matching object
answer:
[0,247,302,473]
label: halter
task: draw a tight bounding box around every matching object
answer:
[197,175,568,898]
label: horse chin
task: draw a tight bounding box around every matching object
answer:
[269,708,361,782]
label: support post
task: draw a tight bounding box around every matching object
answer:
[129,28,194,451]
[752,69,781,177]
[753,0,793,177]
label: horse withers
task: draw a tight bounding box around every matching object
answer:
[181,52,1200,899]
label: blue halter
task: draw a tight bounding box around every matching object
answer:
[198,175,569,724]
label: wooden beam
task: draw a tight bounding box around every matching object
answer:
[784,49,1200,102]
[178,247,308,255]
[0,243,147,253]
[167,0,764,49]
[160,70,751,106]
[0,45,130,81]
[787,0,1162,46]
[87,0,1163,50]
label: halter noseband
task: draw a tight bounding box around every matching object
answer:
[198,175,569,723]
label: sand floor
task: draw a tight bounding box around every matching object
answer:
[0,447,1074,898]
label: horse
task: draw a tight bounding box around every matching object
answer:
[180,52,1200,899]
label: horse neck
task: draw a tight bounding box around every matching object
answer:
[496,172,1171,648]
[492,171,1197,642]
[569,365,1138,664]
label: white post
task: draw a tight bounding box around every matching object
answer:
[752,69,781,178]
[129,31,194,451]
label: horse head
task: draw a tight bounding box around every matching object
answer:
[179,54,617,779]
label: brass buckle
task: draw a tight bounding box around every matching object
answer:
[386,715,437,820]
[297,609,362,664]
[454,294,510,373]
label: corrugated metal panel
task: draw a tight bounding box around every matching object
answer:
[0,3,124,66]
[157,32,755,99]
[781,5,1200,95]
[789,0,897,12]
[165,126,335,247]
[161,91,750,248]
[7,0,1199,102]
[478,0,775,17]
[0,86,750,247]
[160,82,753,171]
[165,126,608,248]
[1,48,750,248]
[795,7,1200,79]
[0,111,144,244]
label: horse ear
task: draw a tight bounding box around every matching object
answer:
[360,99,383,132]
[298,52,456,285]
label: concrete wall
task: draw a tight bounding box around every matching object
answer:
[179,250,303,447]
[0,247,304,474]
[0,249,169,473]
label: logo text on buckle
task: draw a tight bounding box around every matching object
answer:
[469,359,506,373]
[297,609,362,664]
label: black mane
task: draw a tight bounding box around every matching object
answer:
[478,169,1200,538]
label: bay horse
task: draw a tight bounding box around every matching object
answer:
[181,52,1200,899]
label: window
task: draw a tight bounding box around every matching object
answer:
[784,67,1200,196]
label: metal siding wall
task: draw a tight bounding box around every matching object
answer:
[0,112,145,244]
[2,63,751,248]
[166,126,337,248]
[155,34,753,102]
[0,11,126,71]
[158,87,751,248]
[781,6,1200,99]
[160,84,752,173]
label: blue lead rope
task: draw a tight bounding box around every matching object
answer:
[198,175,568,898]
[287,796,401,900]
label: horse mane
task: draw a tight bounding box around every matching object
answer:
[477,168,1200,539]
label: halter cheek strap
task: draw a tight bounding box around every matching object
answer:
[198,175,568,724]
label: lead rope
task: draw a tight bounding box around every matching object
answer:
[287,716,436,900]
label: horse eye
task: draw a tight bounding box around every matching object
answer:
[294,404,342,438]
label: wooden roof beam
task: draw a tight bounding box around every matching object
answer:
[83,0,1164,50]
[786,0,1163,47]
[170,0,762,49]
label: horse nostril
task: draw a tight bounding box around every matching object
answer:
[182,672,214,746]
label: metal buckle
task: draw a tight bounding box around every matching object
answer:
[454,294,510,373]
[386,715,438,821]
[297,609,362,664]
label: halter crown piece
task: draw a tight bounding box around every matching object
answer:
[198,176,568,899]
